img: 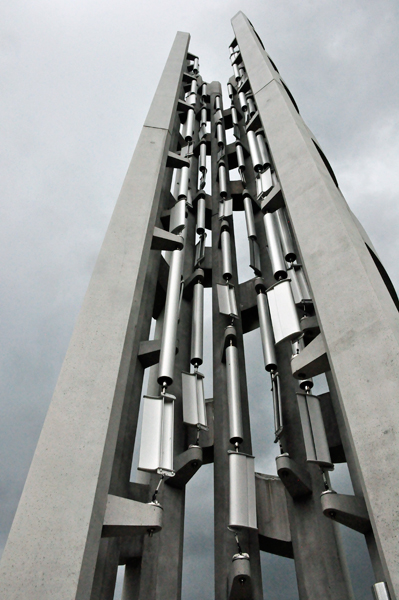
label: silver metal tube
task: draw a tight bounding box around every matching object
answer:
[256,132,271,169]
[185,109,195,142]
[256,291,277,371]
[239,67,246,79]
[247,96,256,117]
[231,106,238,125]
[200,107,207,126]
[226,344,244,444]
[221,229,233,280]
[235,143,245,171]
[216,123,224,146]
[201,82,207,101]
[233,63,240,81]
[193,57,199,74]
[238,91,247,113]
[158,246,185,385]
[191,281,204,366]
[196,195,206,234]
[215,95,222,110]
[218,163,227,198]
[275,208,296,262]
[190,79,197,94]
[243,195,256,239]
[263,212,287,280]
[187,92,196,107]
[247,130,262,172]
[227,83,234,98]
[169,199,186,234]
[199,141,207,172]
[178,165,189,199]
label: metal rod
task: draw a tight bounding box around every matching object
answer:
[191,280,204,366]
[256,290,277,371]
[226,344,244,444]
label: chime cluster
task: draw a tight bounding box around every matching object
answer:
[138,43,334,559]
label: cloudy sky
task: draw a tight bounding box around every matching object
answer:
[1,1,398,599]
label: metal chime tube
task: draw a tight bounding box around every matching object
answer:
[193,57,199,74]
[221,222,233,281]
[247,96,256,117]
[196,195,206,234]
[275,208,296,263]
[227,83,234,98]
[191,279,204,366]
[235,143,245,171]
[256,289,277,371]
[243,195,256,239]
[185,109,195,142]
[256,132,271,169]
[158,245,185,386]
[263,211,287,280]
[199,141,207,172]
[178,166,189,199]
[201,82,207,102]
[231,106,238,126]
[216,123,224,146]
[219,163,227,197]
[238,91,247,114]
[247,130,262,172]
[226,343,244,444]
[233,63,240,81]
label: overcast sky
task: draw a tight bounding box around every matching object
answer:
[1,1,398,599]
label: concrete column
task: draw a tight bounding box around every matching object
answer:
[136,71,200,600]
[210,81,263,600]
[232,11,399,599]
[0,32,190,600]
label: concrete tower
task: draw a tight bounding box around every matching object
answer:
[1,12,398,600]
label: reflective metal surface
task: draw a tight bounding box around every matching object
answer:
[182,371,207,429]
[138,394,175,476]
[256,132,271,168]
[191,280,204,365]
[238,91,247,113]
[247,96,256,117]
[228,451,257,530]
[199,141,207,172]
[263,211,286,280]
[221,229,233,280]
[297,392,333,470]
[217,283,238,318]
[249,238,261,275]
[226,344,244,444]
[196,195,206,234]
[219,163,227,197]
[169,199,186,235]
[266,279,301,344]
[247,130,261,172]
[275,208,296,262]
[185,109,195,141]
[260,168,273,195]
[372,582,391,600]
[256,291,277,371]
[158,246,185,385]
[243,195,256,239]
[235,143,245,171]
[178,165,189,199]
[289,264,312,303]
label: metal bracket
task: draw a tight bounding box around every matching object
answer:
[166,446,203,490]
[102,494,163,538]
[291,333,330,380]
[320,491,371,534]
[151,227,184,251]
[138,339,178,369]
[166,150,191,169]
[276,454,312,499]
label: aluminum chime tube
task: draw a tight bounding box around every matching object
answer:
[226,341,244,445]
[275,208,296,263]
[191,274,204,366]
[221,220,233,281]
[263,211,287,280]
[196,194,206,235]
[243,194,256,239]
[255,283,277,372]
